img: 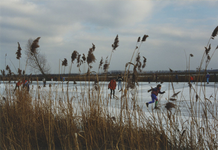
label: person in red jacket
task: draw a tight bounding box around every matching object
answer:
[14,80,22,92]
[108,78,116,98]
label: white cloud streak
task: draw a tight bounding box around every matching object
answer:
[0,0,218,74]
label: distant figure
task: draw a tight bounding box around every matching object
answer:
[14,80,22,92]
[155,74,158,83]
[23,79,28,88]
[206,73,210,84]
[175,74,178,83]
[146,84,165,109]
[190,76,194,83]
[27,79,31,91]
[108,78,116,98]
[43,78,46,87]
[214,73,217,83]
[117,74,123,90]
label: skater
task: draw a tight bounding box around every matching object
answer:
[117,74,123,90]
[14,80,22,92]
[146,84,165,108]
[190,76,194,83]
[175,74,178,83]
[43,78,46,87]
[108,78,116,98]
[27,79,31,91]
[206,73,210,84]
[23,79,28,88]
[214,73,217,83]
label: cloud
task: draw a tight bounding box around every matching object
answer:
[0,0,217,74]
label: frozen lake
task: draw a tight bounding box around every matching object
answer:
[1,80,218,120]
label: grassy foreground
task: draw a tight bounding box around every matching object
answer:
[0,80,217,150]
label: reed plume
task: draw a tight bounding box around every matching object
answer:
[87,43,96,65]
[18,68,22,76]
[82,53,86,62]
[103,56,109,72]
[137,37,141,42]
[1,70,5,76]
[105,35,119,73]
[211,26,218,38]
[6,65,9,70]
[205,44,211,55]
[69,50,78,75]
[99,57,103,70]
[141,34,149,42]
[112,35,119,50]
[135,53,142,72]
[171,91,181,97]
[142,56,146,68]
[71,50,78,63]
[165,102,176,110]
[62,58,68,66]
[30,37,40,55]
[16,42,22,59]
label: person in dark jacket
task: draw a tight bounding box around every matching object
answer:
[206,73,210,84]
[117,74,123,90]
[108,78,116,98]
[146,84,165,108]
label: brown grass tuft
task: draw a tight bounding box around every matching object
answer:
[171,91,181,97]
[71,50,78,63]
[16,42,22,59]
[103,57,109,72]
[205,44,211,55]
[1,70,5,76]
[169,98,177,101]
[82,53,86,62]
[112,35,119,50]
[99,57,103,69]
[18,68,22,75]
[137,37,140,42]
[165,102,176,110]
[142,56,146,68]
[30,37,40,54]
[62,58,68,66]
[141,34,149,42]
[87,43,96,65]
[211,26,218,38]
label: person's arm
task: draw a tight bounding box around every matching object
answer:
[159,91,165,94]
[147,88,152,92]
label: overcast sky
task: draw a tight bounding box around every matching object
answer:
[0,0,218,75]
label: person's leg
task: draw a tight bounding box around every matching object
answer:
[146,94,156,107]
[14,85,17,92]
[110,89,112,98]
[113,89,115,98]
[155,99,158,108]
[148,94,156,104]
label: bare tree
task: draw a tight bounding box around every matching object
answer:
[25,37,50,76]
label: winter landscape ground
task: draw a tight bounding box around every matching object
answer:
[0,80,217,149]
